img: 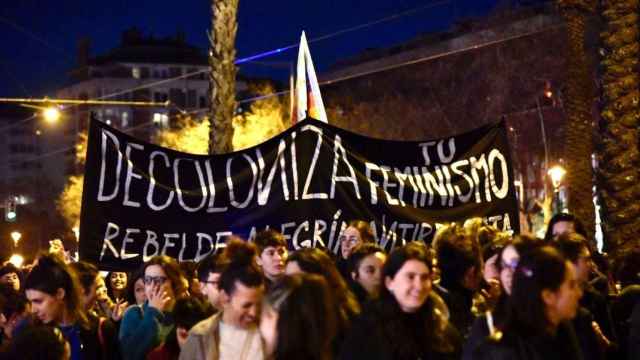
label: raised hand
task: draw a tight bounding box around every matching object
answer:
[148,284,171,312]
[111,299,129,322]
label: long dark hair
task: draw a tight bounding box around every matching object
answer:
[266,274,337,360]
[24,254,87,327]
[433,223,480,286]
[504,246,568,336]
[348,243,385,275]
[496,235,544,272]
[544,213,586,242]
[3,324,68,360]
[375,244,457,356]
[125,268,145,305]
[287,248,360,332]
[106,271,128,301]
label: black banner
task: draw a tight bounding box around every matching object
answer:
[79,117,519,271]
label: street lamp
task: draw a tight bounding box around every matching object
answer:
[43,106,61,124]
[548,165,566,213]
[10,231,21,247]
[8,254,24,268]
[72,226,80,242]
[548,165,566,190]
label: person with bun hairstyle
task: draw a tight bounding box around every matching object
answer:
[119,255,187,360]
[24,254,107,360]
[180,238,265,360]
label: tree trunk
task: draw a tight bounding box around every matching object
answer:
[208,0,239,154]
[557,0,598,242]
[597,0,640,255]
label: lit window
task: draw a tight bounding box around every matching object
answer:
[132,67,141,79]
[122,112,129,128]
[153,113,169,128]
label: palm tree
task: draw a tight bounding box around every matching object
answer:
[557,0,597,242]
[208,0,239,154]
[597,0,640,255]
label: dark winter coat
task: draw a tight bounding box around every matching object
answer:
[338,294,461,360]
[473,321,583,360]
[435,280,475,338]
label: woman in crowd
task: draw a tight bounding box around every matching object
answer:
[107,272,128,302]
[339,244,461,360]
[286,247,360,346]
[179,261,203,299]
[69,261,122,359]
[24,254,108,360]
[0,284,29,347]
[1,324,70,360]
[336,220,375,279]
[119,255,187,360]
[544,213,586,242]
[260,273,337,360]
[463,235,543,359]
[474,246,583,360]
[347,243,387,305]
[0,263,21,292]
[125,269,147,306]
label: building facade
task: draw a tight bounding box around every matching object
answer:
[320,4,599,236]
[47,28,247,192]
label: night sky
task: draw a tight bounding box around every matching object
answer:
[1,0,524,97]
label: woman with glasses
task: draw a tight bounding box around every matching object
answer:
[119,255,187,360]
[336,220,376,280]
[473,246,584,360]
[462,235,543,360]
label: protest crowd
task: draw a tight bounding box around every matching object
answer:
[0,214,638,360]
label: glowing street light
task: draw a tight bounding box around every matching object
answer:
[8,254,24,268]
[43,106,61,124]
[548,165,566,214]
[548,165,566,190]
[10,231,21,247]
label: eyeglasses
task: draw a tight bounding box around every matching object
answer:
[202,280,219,287]
[143,276,168,286]
[340,237,359,246]
[500,259,519,272]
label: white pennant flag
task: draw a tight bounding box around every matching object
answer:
[293,31,328,123]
